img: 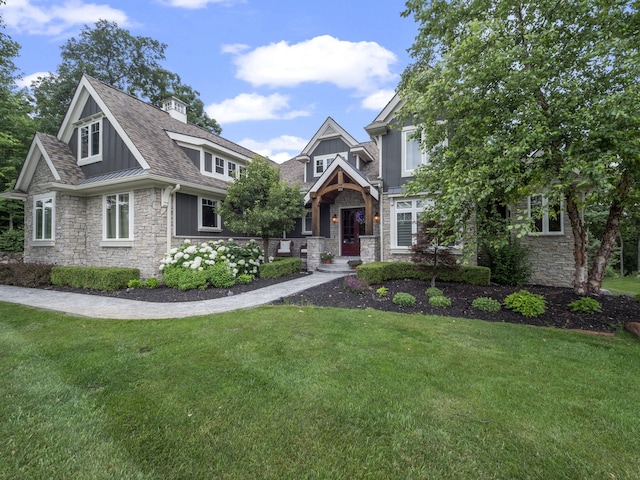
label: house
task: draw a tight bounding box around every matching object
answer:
[5,76,575,287]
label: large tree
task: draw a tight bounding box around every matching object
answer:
[399,0,640,295]
[32,20,221,135]
[219,157,306,256]
[0,1,35,231]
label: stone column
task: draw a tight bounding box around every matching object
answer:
[307,236,326,271]
[359,235,380,264]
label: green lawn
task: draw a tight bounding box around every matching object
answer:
[1,303,639,479]
[603,276,640,296]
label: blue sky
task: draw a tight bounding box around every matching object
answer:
[2,0,418,162]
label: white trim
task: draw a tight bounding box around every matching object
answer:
[197,196,222,232]
[528,195,565,235]
[166,131,253,163]
[390,197,430,250]
[77,116,103,166]
[32,192,56,244]
[313,152,346,177]
[103,191,134,241]
[304,155,379,204]
[301,209,312,235]
[14,136,62,192]
[298,117,360,157]
[401,126,428,177]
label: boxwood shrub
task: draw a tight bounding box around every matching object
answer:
[356,261,490,286]
[51,266,140,291]
[259,257,302,279]
[0,263,53,287]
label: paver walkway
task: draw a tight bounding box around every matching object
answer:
[0,272,345,320]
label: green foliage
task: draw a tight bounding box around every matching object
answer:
[485,241,531,286]
[31,20,220,136]
[347,259,362,268]
[236,274,254,285]
[343,275,369,294]
[376,286,389,297]
[411,219,459,284]
[205,263,236,288]
[51,266,139,291]
[568,297,602,314]
[144,277,159,289]
[356,261,491,286]
[425,287,443,298]
[259,257,302,279]
[127,279,143,289]
[0,228,24,252]
[429,295,452,307]
[162,267,210,291]
[219,156,306,254]
[504,290,547,317]
[400,0,640,294]
[0,263,52,287]
[392,292,416,307]
[472,297,502,313]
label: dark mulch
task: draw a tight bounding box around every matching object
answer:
[42,273,640,333]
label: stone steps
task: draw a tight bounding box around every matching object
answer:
[315,257,359,274]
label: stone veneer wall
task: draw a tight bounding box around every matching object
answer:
[328,189,380,258]
[380,193,411,263]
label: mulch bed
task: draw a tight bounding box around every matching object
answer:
[42,273,640,334]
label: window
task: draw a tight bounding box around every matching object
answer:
[238,165,247,178]
[313,153,345,177]
[529,195,563,235]
[392,198,430,249]
[215,157,225,175]
[401,127,428,177]
[199,197,221,231]
[302,210,312,234]
[227,162,237,177]
[78,118,102,165]
[33,193,54,243]
[204,153,213,173]
[104,193,132,241]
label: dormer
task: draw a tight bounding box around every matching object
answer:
[161,97,188,124]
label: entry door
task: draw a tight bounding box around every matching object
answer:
[341,208,364,256]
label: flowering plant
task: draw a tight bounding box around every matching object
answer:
[354,210,366,224]
[320,252,334,261]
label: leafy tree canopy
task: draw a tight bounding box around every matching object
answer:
[399,0,640,294]
[219,156,306,255]
[31,20,221,135]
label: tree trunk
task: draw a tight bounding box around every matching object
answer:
[262,236,270,260]
[565,194,589,295]
[586,171,632,294]
[619,233,624,277]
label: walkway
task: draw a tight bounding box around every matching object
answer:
[0,272,346,320]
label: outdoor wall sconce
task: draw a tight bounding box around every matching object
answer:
[332,214,338,223]
[374,212,380,223]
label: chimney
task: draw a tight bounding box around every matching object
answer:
[161,97,188,124]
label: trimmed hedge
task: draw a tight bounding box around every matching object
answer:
[51,266,140,291]
[356,261,490,286]
[0,263,53,287]
[259,257,302,279]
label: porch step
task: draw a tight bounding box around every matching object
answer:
[315,256,359,274]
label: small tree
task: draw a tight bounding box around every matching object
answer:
[411,219,458,287]
[219,156,306,255]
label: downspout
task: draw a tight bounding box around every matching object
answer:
[164,184,180,254]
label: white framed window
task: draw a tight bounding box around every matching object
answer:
[313,152,345,177]
[104,192,133,243]
[401,127,429,177]
[215,157,225,175]
[391,197,430,250]
[227,161,237,177]
[528,195,564,235]
[33,193,55,244]
[204,153,213,173]
[198,197,221,231]
[302,209,312,235]
[78,117,103,165]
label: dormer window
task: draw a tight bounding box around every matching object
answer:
[78,117,102,165]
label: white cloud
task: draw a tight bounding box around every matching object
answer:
[230,35,398,94]
[3,0,130,36]
[15,71,52,89]
[238,135,308,164]
[221,43,250,55]
[206,92,310,124]
[161,0,235,8]
[361,89,396,111]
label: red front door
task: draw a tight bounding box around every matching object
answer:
[341,208,364,256]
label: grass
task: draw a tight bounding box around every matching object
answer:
[603,276,640,296]
[1,303,639,479]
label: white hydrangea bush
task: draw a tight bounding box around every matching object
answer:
[159,238,265,278]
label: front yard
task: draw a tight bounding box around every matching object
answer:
[1,302,639,479]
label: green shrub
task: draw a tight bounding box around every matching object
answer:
[343,275,368,294]
[206,263,236,288]
[568,297,602,314]
[392,292,416,307]
[0,263,52,287]
[236,274,254,284]
[0,229,24,253]
[425,287,443,298]
[144,277,159,289]
[472,297,502,312]
[162,267,209,291]
[376,286,389,297]
[486,241,531,286]
[504,290,547,317]
[429,295,452,307]
[259,257,301,279]
[51,266,139,291]
[128,279,144,289]
[357,262,490,286]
